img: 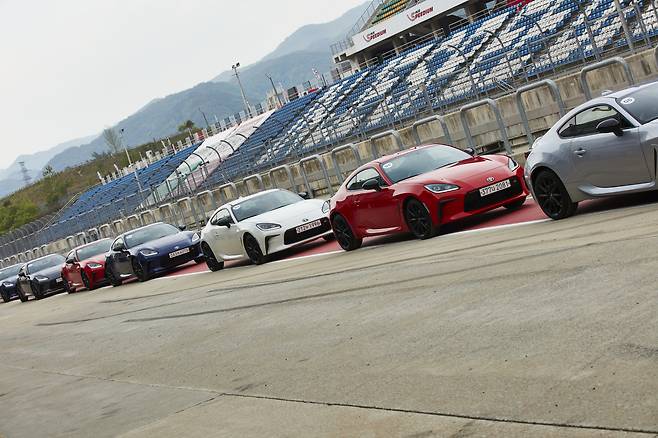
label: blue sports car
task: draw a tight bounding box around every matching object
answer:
[0,263,23,303]
[105,222,204,285]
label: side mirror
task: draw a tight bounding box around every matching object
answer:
[298,192,310,200]
[113,242,126,252]
[464,147,477,156]
[66,257,76,265]
[597,118,623,137]
[212,218,231,228]
[362,178,382,192]
[179,225,187,231]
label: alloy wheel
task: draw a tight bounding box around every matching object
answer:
[244,235,266,265]
[534,171,577,220]
[331,215,362,251]
[404,199,436,240]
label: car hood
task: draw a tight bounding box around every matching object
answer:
[129,232,195,253]
[241,200,325,225]
[399,157,509,188]
[31,266,63,280]
[0,275,18,286]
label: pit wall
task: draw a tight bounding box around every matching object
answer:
[5,48,658,267]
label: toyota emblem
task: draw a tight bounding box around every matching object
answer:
[486,177,495,183]
[302,218,309,223]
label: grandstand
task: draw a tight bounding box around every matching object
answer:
[2,0,658,262]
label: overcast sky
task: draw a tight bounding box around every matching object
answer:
[0,0,364,170]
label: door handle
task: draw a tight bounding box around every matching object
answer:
[574,148,587,157]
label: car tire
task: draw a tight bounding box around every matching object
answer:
[81,271,93,291]
[106,268,122,288]
[0,288,10,303]
[404,198,438,240]
[17,289,28,302]
[322,234,335,242]
[331,214,362,251]
[31,281,43,300]
[64,279,74,294]
[194,256,206,264]
[131,258,150,282]
[534,170,578,220]
[202,243,224,272]
[504,197,526,210]
[244,234,268,265]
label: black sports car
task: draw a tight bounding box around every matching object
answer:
[16,254,67,302]
[0,263,23,303]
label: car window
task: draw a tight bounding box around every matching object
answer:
[124,223,179,248]
[112,238,125,252]
[77,240,112,260]
[380,146,471,184]
[0,264,22,279]
[231,190,303,222]
[26,255,66,274]
[210,209,233,226]
[347,168,385,191]
[559,105,632,138]
[617,83,658,124]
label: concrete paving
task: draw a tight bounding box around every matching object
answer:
[0,200,657,437]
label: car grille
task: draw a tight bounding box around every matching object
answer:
[284,218,331,245]
[48,278,64,290]
[464,177,523,212]
[158,245,200,269]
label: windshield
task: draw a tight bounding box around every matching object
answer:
[0,264,22,279]
[617,84,658,124]
[27,255,66,274]
[125,224,180,248]
[77,240,112,261]
[232,190,303,222]
[381,146,471,183]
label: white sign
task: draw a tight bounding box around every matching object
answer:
[348,0,465,55]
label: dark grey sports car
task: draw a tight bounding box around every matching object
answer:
[16,254,67,302]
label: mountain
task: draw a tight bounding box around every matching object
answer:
[0,134,97,197]
[212,2,368,85]
[45,82,245,172]
[5,2,369,177]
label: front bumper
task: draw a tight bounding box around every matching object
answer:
[140,243,202,275]
[263,217,333,255]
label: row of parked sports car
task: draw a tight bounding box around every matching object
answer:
[2,82,657,303]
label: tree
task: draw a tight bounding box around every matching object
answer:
[102,127,123,155]
[178,120,196,133]
[42,165,55,179]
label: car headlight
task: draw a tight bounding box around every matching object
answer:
[256,223,282,231]
[139,249,159,257]
[425,183,460,194]
[191,232,200,243]
[508,157,519,171]
[87,263,103,269]
[322,200,330,214]
[34,275,49,282]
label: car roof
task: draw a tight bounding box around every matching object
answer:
[351,144,452,174]
[72,238,113,251]
[120,222,169,236]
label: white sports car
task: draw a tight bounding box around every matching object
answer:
[200,189,333,269]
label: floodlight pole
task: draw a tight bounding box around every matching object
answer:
[232,62,251,117]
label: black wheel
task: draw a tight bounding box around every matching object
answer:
[404,198,437,240]
[504,197,526,210]
[131,258,150,282]
[81,271,93,291]
[244,234,267,265]
[31,282,44,300]
[64,279,74,294]
[17,288,28,303]
[534,170,578,220]
[331,214,362,251]
[106,268,122,287]
[202,243,224,272]
[0,288,10,303]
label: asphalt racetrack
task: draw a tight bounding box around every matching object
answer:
[0,195,657,437]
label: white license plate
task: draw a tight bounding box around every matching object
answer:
[296,220,322,234]
[169,248,190,259]
[55,278,63,283]
[479,179,511,197]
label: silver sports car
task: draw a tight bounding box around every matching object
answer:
[525,82,658,220]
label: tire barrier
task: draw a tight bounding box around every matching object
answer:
[411,115,452,146]
[269,165,296,191]
[515,80,566,147]
[299,155,333,198]
[460,98,512,155]
[580,57,635,100]
[331,143,362,183]
[370,130,404,158]
[243,174,266,195]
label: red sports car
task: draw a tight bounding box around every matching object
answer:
[328,144,528,250]
[62,238,113,292]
